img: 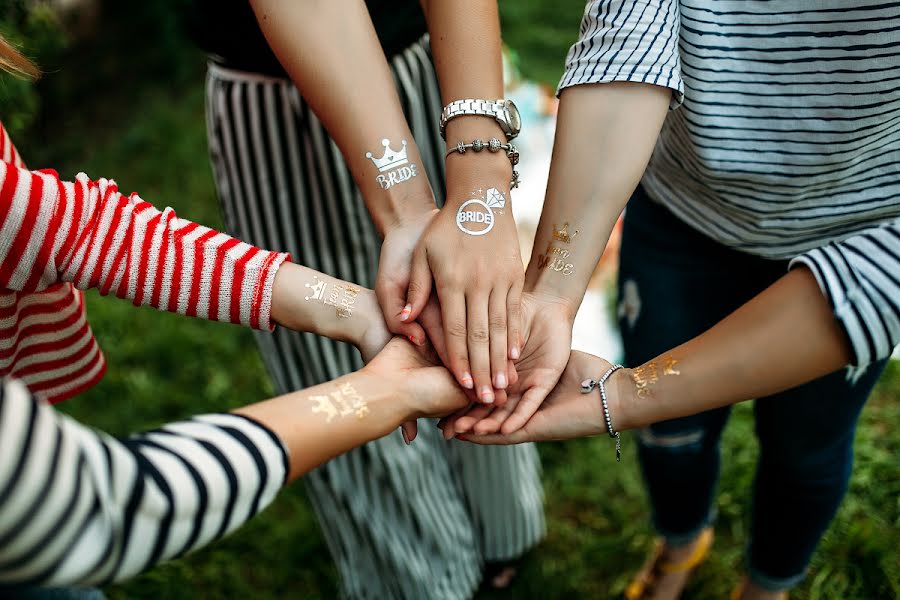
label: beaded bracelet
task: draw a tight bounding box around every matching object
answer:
[446,137,520,188]
[581,364,625,462]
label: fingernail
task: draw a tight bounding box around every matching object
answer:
[510,346,520,360]
[460,372,474,389]
[408,335,418,345]
[495,372,507,389]
[399,304,412,322]
[480,386,495,404]
[401,427,410,446]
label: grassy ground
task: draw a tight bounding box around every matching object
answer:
[11,2,899,598]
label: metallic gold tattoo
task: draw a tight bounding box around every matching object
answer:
[367,138,418,190]
[633,355,680,397]
[456,187,506,236]
[537,222,578,275]
[304,276,360,318]
[309,381,369,422]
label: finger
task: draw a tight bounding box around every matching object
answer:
[507,360,520,387]
[501,386,551,434]
[375,277,424,341]
[507,280,524,360]
[403,246,433,323]
[459,430,530,445]
[488,288,510,392]
[439,290,473,389]
[400,420,418,445]
[473,394,520,434]
[453,403,495,434]
[418,297,448,359]
[466,292,495,404]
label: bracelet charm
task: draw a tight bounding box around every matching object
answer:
[581,364,625,462]
[446,138,521,188]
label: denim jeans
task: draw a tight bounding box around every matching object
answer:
[617,186,887,591]
[0,588,105,599]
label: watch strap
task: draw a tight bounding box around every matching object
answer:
[440,99,508,139]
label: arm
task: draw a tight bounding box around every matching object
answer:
[454,0,680,433]
[0,339,468,586]
[463,267,854,443]
[0,161,390,358]
[249,0,438,345]
[403,0,522,403]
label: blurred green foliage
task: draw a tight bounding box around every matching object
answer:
[0,0,67,137]
[3,1,898,598]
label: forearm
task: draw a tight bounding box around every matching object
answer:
[613,267,853,430]
[525,82,669,310]
[235,369,407,480]
[270,261,375,345]
[250,0,435,234]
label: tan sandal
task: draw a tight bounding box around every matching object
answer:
[730,579,789,600]
[624,527,714,600]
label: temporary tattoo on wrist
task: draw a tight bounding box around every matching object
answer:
[367,139,418,190]
[305,276,360,318]
[632,355,680,398]
[309,381,370,422]
[456,187,506,236]
[537,223,578,275]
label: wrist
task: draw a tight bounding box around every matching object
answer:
[375,181,438,235]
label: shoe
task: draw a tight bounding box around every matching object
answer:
[624,527,714,600]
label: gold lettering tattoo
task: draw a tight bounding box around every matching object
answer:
[304,276,359,318]
[537,222,578,275]
[632,355,680,397]
[308,381,369,422]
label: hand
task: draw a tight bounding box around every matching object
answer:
[375,207,438,345]
[355,288,393,363]
[440,292,573,436]
[364,337,470,422]
[404,167,523,405]
[459,351,629,444]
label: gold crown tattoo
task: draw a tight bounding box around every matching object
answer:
[309,395,338,422]
[552,223,578,244]
[304,276,327,301]
[366,139,409,172]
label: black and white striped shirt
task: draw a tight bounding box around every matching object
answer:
[560,0,900,366]
[0,377,288,587]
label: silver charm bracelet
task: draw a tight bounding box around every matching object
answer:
[446,137,521,189]
[581,364,625,462]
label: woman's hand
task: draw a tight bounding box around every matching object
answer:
[440,291,574,436]
[459,351,629,444]
[364,337,471,422]
[403,163,523,405]
[376,207,439,345]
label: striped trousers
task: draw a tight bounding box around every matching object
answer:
[204,37,545,600]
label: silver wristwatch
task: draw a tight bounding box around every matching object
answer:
[439,98,521,140]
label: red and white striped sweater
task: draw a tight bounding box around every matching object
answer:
[0,122,290,403]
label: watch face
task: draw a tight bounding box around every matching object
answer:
[504,99,522,138]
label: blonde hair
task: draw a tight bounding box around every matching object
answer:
[0,35,39,80]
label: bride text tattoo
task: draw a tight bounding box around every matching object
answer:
[537,223,577,275]
[305,276,360,318]
[366,139,418,190]
[456,187,506,236]
[632,355,680,398]
[308,381,370,422]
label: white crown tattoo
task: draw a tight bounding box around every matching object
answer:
[366,139,409,172]
[304,276,327,301]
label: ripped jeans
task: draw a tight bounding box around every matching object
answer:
[617,186,887,591]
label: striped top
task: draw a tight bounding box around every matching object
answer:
[0,121,290,403]
[560,0,900,366]
[0,376,288,586]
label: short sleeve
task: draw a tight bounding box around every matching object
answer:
[558,0,684,108]
[789,219,900,367]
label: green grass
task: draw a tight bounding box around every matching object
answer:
[11,4,900,599]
